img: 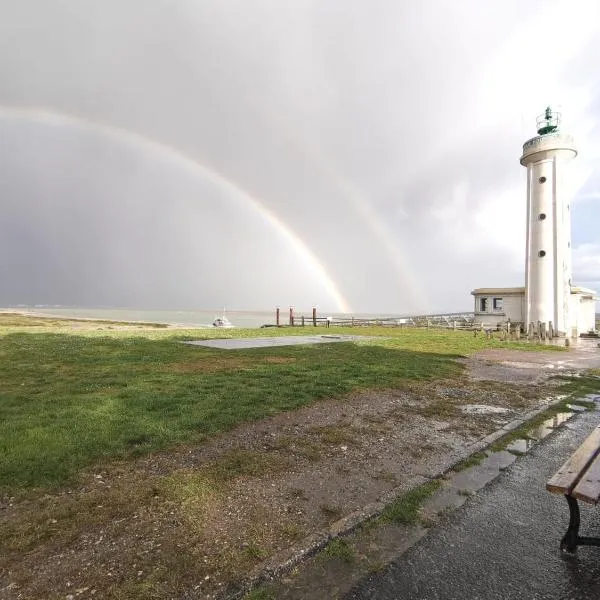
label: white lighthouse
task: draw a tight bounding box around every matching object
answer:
[520,107,576,335]
[471,108,597,336]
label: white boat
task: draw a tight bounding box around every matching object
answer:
[213,314,234,328]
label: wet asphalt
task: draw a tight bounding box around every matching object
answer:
[344,409,600,600]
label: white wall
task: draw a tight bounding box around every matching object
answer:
[473,293,524,326]
[571,295,597,335]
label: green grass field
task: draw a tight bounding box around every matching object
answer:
[0,313,562,491]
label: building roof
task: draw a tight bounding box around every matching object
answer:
[571,286,598,300]
[471,287,525,296]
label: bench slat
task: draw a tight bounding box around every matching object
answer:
[572,455,600,504]
[546,425,600,495]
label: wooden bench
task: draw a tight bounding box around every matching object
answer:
[547,424,600,552]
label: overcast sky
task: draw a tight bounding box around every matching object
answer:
[1,0,598,314]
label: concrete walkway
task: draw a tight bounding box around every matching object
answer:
[345,409,600,600]
[183,335,378,349]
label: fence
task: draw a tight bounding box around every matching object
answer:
[274,307,477,330]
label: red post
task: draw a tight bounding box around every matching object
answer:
[312,307,317,327]
[276,307,280,327]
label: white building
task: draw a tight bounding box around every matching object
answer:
[472,108,597,336]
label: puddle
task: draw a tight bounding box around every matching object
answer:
[461,404,511,415]
[505,438,535,454]
[529,412,574,440]
[430,412,577,514]
[492,411,575,457]
[566,404,588,412]
[501,361,548,369]
[504,412,574,454]
[424,451,518,514]
[253,405,591,600]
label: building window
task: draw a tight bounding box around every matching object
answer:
[539,213,546,220]
[493,297,503,311]
[539,176,547,183]
[538,250,546,257]
[480,298,488,312]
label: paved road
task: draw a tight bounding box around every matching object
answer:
[345,410,600,600]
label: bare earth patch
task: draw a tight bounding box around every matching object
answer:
[3,344,599,599]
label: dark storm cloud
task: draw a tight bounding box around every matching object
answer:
[0,0,598,312]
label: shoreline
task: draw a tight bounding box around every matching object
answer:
[0,308,195,329]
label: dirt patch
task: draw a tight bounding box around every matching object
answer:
[0,361,562,600]
[262,357,298,364]
[464,341,600,384]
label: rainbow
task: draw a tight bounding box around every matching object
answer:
[0,105,352,313]
[267,115,429,311]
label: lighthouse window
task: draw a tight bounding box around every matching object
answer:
[539,176,547,183]
[539,213,546,220]
[538,250,546,257]
[493,297,503,311]
[479,298,488,312]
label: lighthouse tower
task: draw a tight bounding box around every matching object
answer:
[520,107,577,336]
[471,109,595,336]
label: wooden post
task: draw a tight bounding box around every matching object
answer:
[528,322,534,339]
[301,315,305,326]
[276,307,280,327]
[289,306,294,327]
[548,321,554,338]
[312,307,317,327]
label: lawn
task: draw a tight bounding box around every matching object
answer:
[0,313,559,491]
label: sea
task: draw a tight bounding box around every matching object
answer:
[4,307,274,328]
